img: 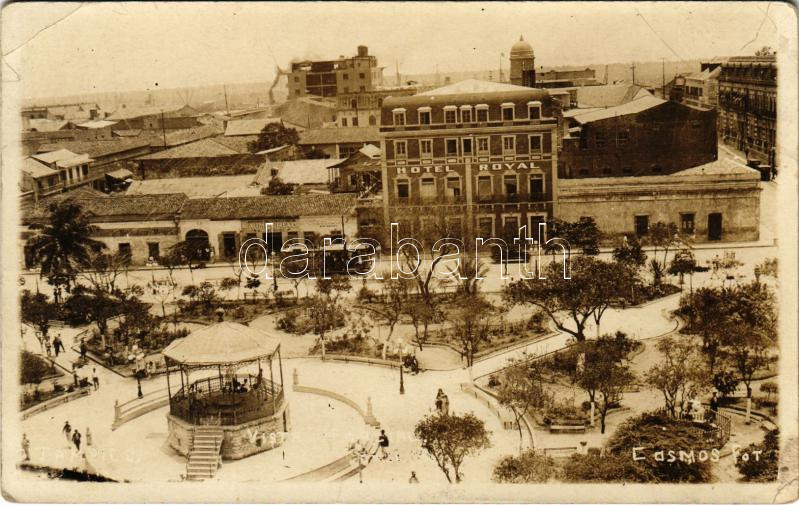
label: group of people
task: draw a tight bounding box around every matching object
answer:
[402,355,420,375]
[61,421,91,453]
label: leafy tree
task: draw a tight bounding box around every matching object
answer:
[505,257,634,343]
[261,176,295,196]
[717,282,777,398]
[115,295,158,347]
[754,257,778,283]
[81,250,127,294]
[376,277,409,359]
[564,412,716,483]
[26,201,103,289]
[316,275,351,300]
[495,354,551,446]
[645,336,710,417]
[736,429,779,481]
[21,351,52,387]
[712,370,739,400]
[405,300,436,351]
[307,294,348,359]
[449,294,495,367]
[194,281,220,312]
[493,450,557,483]
[760,381,778,401]
[576,333,638,433]
[646,221,679,286]
[414,412,491,483]
[148,276,178,317]
[62,286,121,346]
[248,122,300,153]
[678,287,726,372]
[612,234,647,269]
[668,248,697,292]
[219,277,240,301]
[20,290,58,339]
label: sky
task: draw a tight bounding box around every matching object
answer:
[2,1,786,100]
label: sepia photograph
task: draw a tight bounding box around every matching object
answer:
[1,2,797,502]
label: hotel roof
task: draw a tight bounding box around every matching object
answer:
[570,95,666,124]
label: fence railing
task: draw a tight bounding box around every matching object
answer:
[21,386,92,420]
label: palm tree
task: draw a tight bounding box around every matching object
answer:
[26,201,103,291]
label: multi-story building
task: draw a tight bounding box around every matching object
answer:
[718,54,777,169]
[335,88,416,127]
[559,94,717,179]
[380,79,559,240]
[287,46,383,99]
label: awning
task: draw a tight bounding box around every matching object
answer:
[105,168,134,180]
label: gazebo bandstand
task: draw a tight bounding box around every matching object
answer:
[162,322,289,463]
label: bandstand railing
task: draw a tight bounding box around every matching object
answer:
[169,374,284,426]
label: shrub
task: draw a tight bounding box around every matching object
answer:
[21,351,51,386]
[712,371,739,399]
[760,381,778,400]
[737,429,779,481]
[487,375,501,388]
[493,450,557,483]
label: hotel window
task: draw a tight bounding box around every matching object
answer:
[396,180,410,199]
[680,213,695,234]
[444,107,458,124]
[617,130,629,146]
[528,101,542,120]
[529,134,542,153]
[634,215,649,237]
[476,104,489,122]
[503,174,518,196]
[502,103,515,121]
[420,177,436,199]
[446,176,461,200]
[502,135,516,154]
[359,73,365,79]
[342,116,348,126]
[343,74,349,80]
[446,138,459,156]
[419,139,433,157]
[462,138,474,156]
[478,217,494,237]
[529,174,544,201]
[394,140,407,159]
[460,107,472,123]
[476,137,489,155]
[477,175,493,199]
[352,117,359,127]
[419,107,431,125]
[393,109,406,126]
[595,131,605,148]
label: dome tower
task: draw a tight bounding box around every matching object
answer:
[509,35,536,87]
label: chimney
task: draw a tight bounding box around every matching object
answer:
[357,45,368,57]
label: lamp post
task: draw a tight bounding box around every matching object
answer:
[135,356,144,399]
[398,341,405,395]
[271,251,278,292]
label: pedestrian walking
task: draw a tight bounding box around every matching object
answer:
[92,368,99,391]
[72,430,81,452]
[22,434,30,462]
[72,369,79,388]
[62,421,72,442]
[85,427,92,447]
[435,389,449,416]
[408,471,419,484]
[377,429,389,460]
[45,340,52,358]
[52,336,62,357]
[80,340,87,361]
[709,392,719,424]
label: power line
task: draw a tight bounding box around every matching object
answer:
[634,8,681,59]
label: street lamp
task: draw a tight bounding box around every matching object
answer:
[135,355,144,399]
[398,341,405,395]
[271,251,278,291]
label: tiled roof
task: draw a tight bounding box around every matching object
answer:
[27,119,70,132]
[22,158,58,178]
[136,138,239,160]
[224,118,289,136]
[575,84,650,108]
[24,193,188,223]
[209,135,259,153]
[136,154,268,177]
[672,159,760,177]
[149,125,224,148]
[253,159,342,186]
[107,104,198,121]
[38,138,151,158]
[21,186,109,217]
[180,193,357,220]
[125,175,257,198]
[298,126,380,145]
[112,129,143,137]
[570,95,666,124]
[75,120,117,129]
[32,149,82,164]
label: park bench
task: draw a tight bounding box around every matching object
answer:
[548,420,587,433]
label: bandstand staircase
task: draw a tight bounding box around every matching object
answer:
[186,427,223,481]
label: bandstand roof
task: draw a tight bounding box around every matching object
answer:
[163,322,280,367]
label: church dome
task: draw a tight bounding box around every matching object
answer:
[510,36,534,59]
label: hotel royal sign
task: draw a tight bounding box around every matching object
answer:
[396,161,543,175]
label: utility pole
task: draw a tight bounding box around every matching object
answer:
[661,59,666,97]
[499,53,503,82]
[631,62,636,85]
[223,84,230,115]
[160,110,167,151]
[395,60,401,87]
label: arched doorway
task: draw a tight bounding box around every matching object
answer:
[185,229,211,261]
